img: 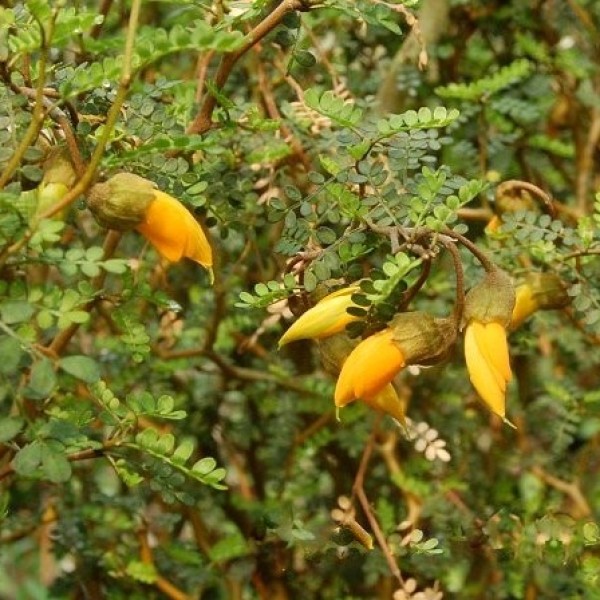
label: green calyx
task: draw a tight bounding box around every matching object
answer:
[390,311,456,366]
[87,173,156,231]
[463,268,515,328]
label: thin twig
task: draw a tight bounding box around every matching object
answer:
[496,179,556,217]
[91,0,114,39]
[352,417,404,584]
[441,239,465,326]
[138,528,192,600]
[576,107,600,215]
[442,228,495,272]
[531,465,591,518]
[187,0,311,134]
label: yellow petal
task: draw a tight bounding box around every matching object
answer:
[474,321,512,384]
[279,287,361,347]
[136,191,212,267]
[464,322,506,417]
[362,383,406,425]
[510,285,538,329]
[335,329,405,406]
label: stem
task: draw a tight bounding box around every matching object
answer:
[400,258,431,308]
[351,417,404,584]
[441,239,465,326]
[496,179,555,217]
[188,0,310,134]
[442,228,495,272]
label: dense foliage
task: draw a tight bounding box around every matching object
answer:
[1,0,600,598]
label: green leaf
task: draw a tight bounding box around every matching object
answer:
[41,445,72,483]
[0,416,24,443]
[125,560,157,584]
[59,356,101,383]
[23,358,56,400]
[192,457,217,475]
[0,336,24,375]
[172,438,195,465]
[13,440,44,475]
[0,301,35,324]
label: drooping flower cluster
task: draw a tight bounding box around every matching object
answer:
[278,264,565,424]
[88,173,213,273]
[279,288,456,423]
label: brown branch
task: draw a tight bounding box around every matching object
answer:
[91,0,115,39]
[440,239,465,326]
[187,0,312,135]
[352,417,404,584]
[496,179,556,217]
[194,49,215,103]
[400,258,431,308]
[576,107,600,215]
[531,465,592,519]
[441,228,495,272]
[56,113,85,177]
[138,528,192,600]
[256,57,311,171]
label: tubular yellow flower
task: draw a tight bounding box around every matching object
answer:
[136,191,213,268]
[88,173,213,272]
[510,273,570,330]
[279,286,361,347]
[464,321,512,418]
[334,328,405,407]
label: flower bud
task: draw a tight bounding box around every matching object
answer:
[35,150,76,218]
[463,269,515,328]
[87,173,156,230]
[42,149,76,189]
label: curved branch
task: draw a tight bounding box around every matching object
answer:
[188,0,314,134]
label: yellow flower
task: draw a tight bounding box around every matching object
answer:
[136,190,213,269]
[279,286,361,347]
[334,328,405,407]
[510,273,570,330]
[464,320,512,418]
[88,173,213,272]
